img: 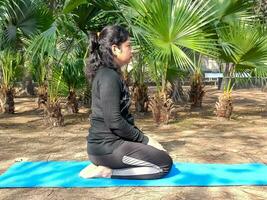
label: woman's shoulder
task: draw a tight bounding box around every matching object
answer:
[100,66,118,74]
[96,67,121,83]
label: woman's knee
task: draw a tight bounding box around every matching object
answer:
[159,151,173,175]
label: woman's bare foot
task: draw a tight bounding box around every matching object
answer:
[79,164,112,178]
[79,164,97,178]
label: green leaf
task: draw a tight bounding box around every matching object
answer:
[0,0,53,49]
[218,22,267,70]
[210,0,256,25]
[63,0,89,14]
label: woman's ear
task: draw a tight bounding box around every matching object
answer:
[112,44,121,56]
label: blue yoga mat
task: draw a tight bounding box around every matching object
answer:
[0,161,267,188]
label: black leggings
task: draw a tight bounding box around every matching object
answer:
[89,141,173,179]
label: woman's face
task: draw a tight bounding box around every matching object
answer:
[113,39,132,67]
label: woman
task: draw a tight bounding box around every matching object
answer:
[80,25,173,179]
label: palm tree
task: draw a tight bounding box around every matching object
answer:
[215,22,267,119]
[261,0,267,21]
[27,15,76,126]
[108,0,218,123]
[189,54,205,108]
[0,0,53,113]
[130,52,149,113]
[210,0,256,89]
[28,56,49,108]
[61,59,86,113]
[0,51,22,113]
[205,0,265,119]
[26,0,105,126]
[63,0,117,33]
[0,0,53,49]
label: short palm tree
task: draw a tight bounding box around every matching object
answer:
[215,22,267,119]
[28,56,49,108]
[206,0,264,119]
[61,59,86,113]
[130,52,149,112]
[26,1,101,126]
[210,0,256,89]
[0,51,22,113]
[26,14,72,126]
[189,54,205,108]
[0,0,53,113]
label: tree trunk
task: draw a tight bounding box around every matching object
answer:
[0,86,15,114]
[169,78,187,104]
[149,92,175,125]
[82,83,92,108]
[37,85,47,108]
[161,69,167,94]
[220,63,235,90]
[43,101,64,127]
[132,83,149,112]
[189,73,205,108]
[20,74,35,96]
[149,94,161,125]
[220,63,230,90]
[215,93,233,119]
[66,91,79,113]
[25,79,35,96]
[122,65,131,87]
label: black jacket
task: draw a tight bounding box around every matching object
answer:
[87,67,148,155]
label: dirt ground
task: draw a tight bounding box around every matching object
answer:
[0,86,267,200]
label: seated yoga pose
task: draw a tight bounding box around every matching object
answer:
[80,25,173,179]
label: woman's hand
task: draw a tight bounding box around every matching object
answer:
[147,136,166,151]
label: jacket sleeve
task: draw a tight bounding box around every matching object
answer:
[99,72,148,144]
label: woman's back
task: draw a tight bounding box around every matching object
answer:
[88,67,124,155]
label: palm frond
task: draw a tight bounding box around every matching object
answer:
[61,58,86,92]
[27,22,58,59]
[0,50,22,87]
[27,56,49,86]
[63,0,88,14]
[0,0,53,49]
[218,22,267,76]
[135,0,218,69]
[210,0,256,24]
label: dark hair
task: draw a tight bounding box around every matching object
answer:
[85,25,129,81]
